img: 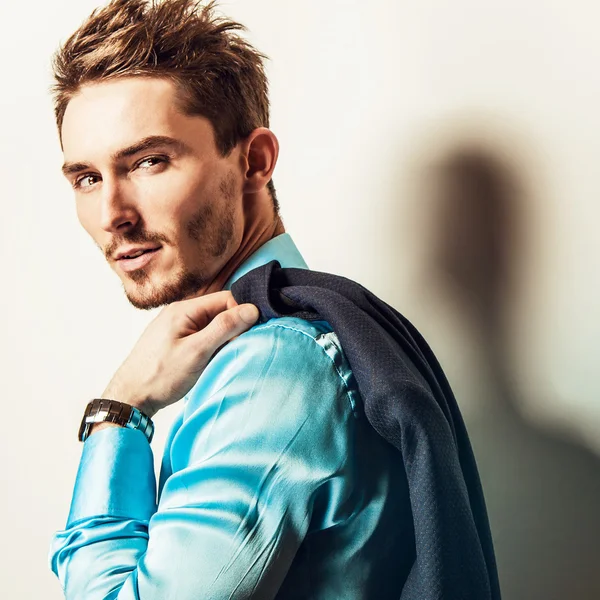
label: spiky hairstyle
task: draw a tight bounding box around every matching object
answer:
[52,0,277,206]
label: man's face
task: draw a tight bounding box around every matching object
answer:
[61,77,243,310]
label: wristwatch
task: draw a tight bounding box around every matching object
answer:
[78,398,155,443]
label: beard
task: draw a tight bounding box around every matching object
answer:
[119,171,237,310]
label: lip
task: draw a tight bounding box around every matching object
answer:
[117,247,161,273]
[114,245,161,261]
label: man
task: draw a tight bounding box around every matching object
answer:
[49,1,411,598]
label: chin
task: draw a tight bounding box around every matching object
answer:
[124,290,162,311]
[129,276,212,311]
[120,278,168,311]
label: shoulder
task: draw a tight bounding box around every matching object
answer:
[184,316,360,420]
[213,315,339,374]
[220,316,352,395]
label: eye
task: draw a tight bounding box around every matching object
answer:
[73,174,101,190]
[136,155,168,169]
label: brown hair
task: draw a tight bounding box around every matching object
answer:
[52,0,278,209]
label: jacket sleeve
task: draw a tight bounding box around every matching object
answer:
[49,321,356,599]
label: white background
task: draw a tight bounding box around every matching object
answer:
[1,1,599,598]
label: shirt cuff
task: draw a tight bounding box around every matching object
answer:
[67,427,157,526]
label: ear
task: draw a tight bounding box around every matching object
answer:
[240,128,279,194]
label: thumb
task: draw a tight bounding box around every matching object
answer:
[197,303,260,355]
[238,303,260,325]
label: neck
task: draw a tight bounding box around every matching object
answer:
[205,214,285,295]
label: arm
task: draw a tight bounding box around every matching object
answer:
[50,320,355,599]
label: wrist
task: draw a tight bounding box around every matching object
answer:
[101,383,156,419]
[126,400,157,420]
[78,399,155,443]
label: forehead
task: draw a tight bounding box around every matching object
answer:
[61,77,212,162]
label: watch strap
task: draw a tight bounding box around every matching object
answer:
[78,398,154,443]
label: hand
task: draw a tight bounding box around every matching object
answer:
[101,291,260,418]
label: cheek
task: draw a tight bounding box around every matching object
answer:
[140,169,209,230]
[155,162,210,200]
[161,166,221,215]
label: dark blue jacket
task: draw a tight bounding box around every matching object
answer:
[232,261,501,600]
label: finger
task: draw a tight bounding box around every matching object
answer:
[193,303,260,355]
[176,291,238,330]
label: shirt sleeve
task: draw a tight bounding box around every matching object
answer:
[49,320,357,599]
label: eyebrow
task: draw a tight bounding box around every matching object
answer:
[61,135,190,177]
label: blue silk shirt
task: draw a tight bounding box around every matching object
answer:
[50,234,408,599]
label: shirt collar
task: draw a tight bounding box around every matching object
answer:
[223,233,309,291]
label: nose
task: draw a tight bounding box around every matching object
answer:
[98,178,140,234]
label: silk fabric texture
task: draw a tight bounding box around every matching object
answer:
[50,234,411,599]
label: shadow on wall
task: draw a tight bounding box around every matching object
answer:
[393,126,600,600]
